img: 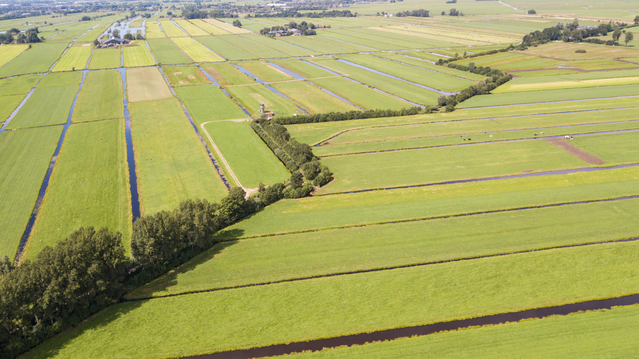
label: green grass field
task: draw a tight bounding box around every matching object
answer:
[0,44,28,67]
[226,84,301,117]
[25,119,132,259]
[129,98,228,215]
[285,304,639,358]
[189,19,229,35]
[271,59,337,79]
[277,36,353,55]
[0,126,62,258]
[0,43,68,77]
[173,19,208,36]
[195,36,256,61]
[495,69,639,93]
[270,80,359,114]
[237,61,294,82]
[126,67,173,103]
[0,74,41,96]
[7,84,78,129]
[217,34,287,59]
[0,95,24,123]
[374,52,488,81]
[176,85,247,123]
[38,72,82,87]
[73,70,123,122]
[87,48,122,69]
[159,20,188,37]
[123,43,156,67]
[23,240,639,358]
[145,22,166,39]
[52,46,93,72]
[171,37,225,62]
[147,38,190,65]
[310,77,413,110]
[200,62,255,85]
[241,34,316,57]
[163,65,210,87]
[320,140,589,193]
[203,121,289,188]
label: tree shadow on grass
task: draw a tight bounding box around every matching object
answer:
[124,228,245,300]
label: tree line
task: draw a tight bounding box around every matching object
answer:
[272,107,423,125]
[395,9,430,17]
[252,10,356,18]
[259,21,321,36]
[0,27,43,44]
[521,20,635,47]
[437,73,513,111]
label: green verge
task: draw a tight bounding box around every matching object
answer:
[130,197,639,298]
[52,46,93,72]
[284,304,639,358]
[72,70,124,123]
[0,126,62,258]
[23,240,639,358]
[129,98,228,215]
[25,119,132,260]
[163,65,211,87]
[225,84,300,117]
[123,43,156,67]
[202,121,290,188]
[87,48,122,69]
[147,38,190,65]
[269,80,358,114]
[176,85,247,122]
[7,84,79,129]
[0,43,68,77]
[215,165,639,239]
[310,77,415,111]
[319,140,587,193]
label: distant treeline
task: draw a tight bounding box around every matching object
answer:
[522,20,631,46]
[0,27,42,44]
[395,9,430,17]
[253,10,356,18]
[272,107,423,125]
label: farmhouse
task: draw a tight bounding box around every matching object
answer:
[98,37,129,48]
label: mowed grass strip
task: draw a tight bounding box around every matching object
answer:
[125,67,173,103]
[158,20,188,37]
[196,36,256,61]
[270,81,358,114]
[23,240,639,358]
[132,197,639,298]
[320,140,589,193]
[285,304,639,358]
[72,70,123,122]
[87,48,121,69]
[25,119,132,259]
[271,59,336,79]
[52,46,93,72]
[123,43,156,67]
[7,84,78,129]
[176,85,247,123]
[311,77,412,110]
[173,19,208,36]
[495,70,639,93]
[145,22,166,39]
[216,166,639,239]
[226,84,301,117]
[0,44,28,67]
[201,62,254,85]
[147,38,189,65]
[171,37,224,62]
[0,126,62,258]
[0,43,68,77]
[189,19,229,35]
[38,71,82,87]
[130,98,228,214]
[0,95,24,123]
[203,121,289,188]
[238,61,293,82]
[204,18,251,34]
[163,65,210,87]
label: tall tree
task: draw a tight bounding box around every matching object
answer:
[625,31,634,46]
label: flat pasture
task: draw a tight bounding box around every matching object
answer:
[0,126,62,258]
[163,65,210,87]
[238,61,293,82]
[226,84,301,117]
[196,36,256,61]
[572,131,639,164]
[496,69,639,93]
[129,98,228,215]
[319,140,588,193]
[523,42,639,61]
[270,58,337,79]
[122,43,156,67]
[189,19,229,35]
[23,240,639,358]
[311,77,412,111]
[125,67,173,103]
[0,43,68,77]
[270,80,359,114]
[203,121,289,188]
[0,95,24,123]
[176,85,247,123]
[204,18,251,34]
[0,74,41,96]
[7,84,78,129]
[173,19,208,36]
[374,52,487,81]
[147,38,190,65]
[171,37,224,62]
[201,62,255,85]
[131,196,639,297]
[240,34,315,57]
[25,119,132,259]
[158,20,188,37]
[145,22,166,39]
[73,70,123,123]
[38,72,82,87]
[88,48,122,69]
[277,36,352,55]
[0,44,28,67]
[218,34,286,59]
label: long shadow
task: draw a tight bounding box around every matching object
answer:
[125,229,244,300]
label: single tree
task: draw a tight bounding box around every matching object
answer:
[635,15,639,25]
[612,28,622,42]
[625,31,634,46]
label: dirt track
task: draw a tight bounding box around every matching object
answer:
[546,138,605,165]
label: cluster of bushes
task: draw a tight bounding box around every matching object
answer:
[521,21,629,46]
[395,9,430,17]
[254,10,355,18]
[0,27,43,44]
[272,107,423,125]
[446,62,504,77]
[251,119,333,187]
[438,74,513,111]
[442,8,463,16]
[259,21,319,36]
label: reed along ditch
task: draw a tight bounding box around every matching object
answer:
[187,294,639,359]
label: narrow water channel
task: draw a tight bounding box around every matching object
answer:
[117,68,141,221]
[14,71,88,262]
